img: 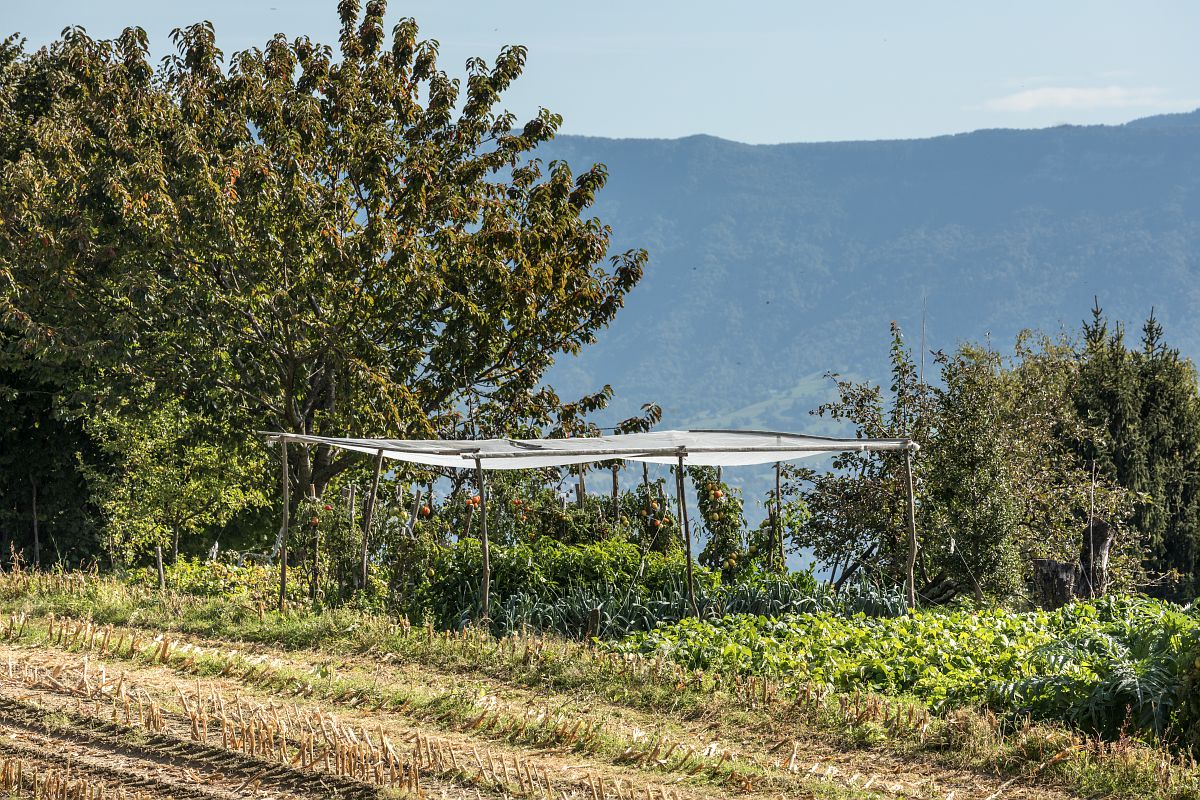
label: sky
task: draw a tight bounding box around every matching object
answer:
[7,1,1199,144]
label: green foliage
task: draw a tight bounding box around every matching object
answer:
[0,343,101,566]
[394,535,711,629]
[794,323,1140,603]
[1177,638,1200,753]
[125,556,305,605]
[80,393,267,566]
[790,323,937,589]
[0,5,646,499]
[1072,305,1200,600]
[614,594,1200,741]
[692,466,749,578]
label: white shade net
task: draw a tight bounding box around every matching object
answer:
[263,429,916,470]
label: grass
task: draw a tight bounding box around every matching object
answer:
[1,570,1198,799]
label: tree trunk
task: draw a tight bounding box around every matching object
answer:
[917,572,959,605]
[172,528,180,564]
[833,544,878,591]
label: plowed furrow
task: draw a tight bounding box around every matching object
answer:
[0,694,389,799]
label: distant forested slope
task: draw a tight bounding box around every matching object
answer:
[540,110,1200,431]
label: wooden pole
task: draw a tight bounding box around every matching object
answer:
[309,481,320,604]
[773,462,783,573]
[360,449,385,589]
[640,462,656,550]
[675,454,698,617]
[278,440,289,614]
[611,464,620,521]
[904,449,918,610]
[155,544,166,591]
[475,458,491,620]
[347,484,356,592]
[29,476,39,569]
[405,487,422,536]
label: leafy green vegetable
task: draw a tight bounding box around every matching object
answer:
[612,594,1200,739]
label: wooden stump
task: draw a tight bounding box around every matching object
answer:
[1078,518,1115,599]
[1032,559,1077,610]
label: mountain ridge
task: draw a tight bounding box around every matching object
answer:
[554,107,1200,148]
[540,110,1200,432]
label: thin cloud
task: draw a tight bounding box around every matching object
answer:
[984,85,1168,112]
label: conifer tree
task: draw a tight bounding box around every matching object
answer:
[1072,303,1200,599]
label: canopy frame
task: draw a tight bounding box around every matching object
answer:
[266,429,920,617]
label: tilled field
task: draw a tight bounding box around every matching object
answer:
[0,613,1082,800]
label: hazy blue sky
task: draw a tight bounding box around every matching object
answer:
[8,1,1198,144]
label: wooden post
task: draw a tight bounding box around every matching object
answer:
[675,454,698,617]
[155,544,166,591]
[29,476,39,569]
[405,487,422,536]
[347,485,356,588]
[611,464,620,521]
[904,449,918,610]
[773,462,783,573]
[360,449,385,589]
[278,439,290,614]
[576,468,586,507]
[310,516,320,604]
[475,458,491,621]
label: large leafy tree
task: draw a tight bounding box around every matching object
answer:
[1,2,646,497]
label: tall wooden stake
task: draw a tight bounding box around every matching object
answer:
[360,449,385,589]
[475,458,491,621]
[278,439,290,614]
[675,454,698,617]
[773,461,783,573]
[611,464,620,521]
[155,544,166,591]
[904,449,918,610]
